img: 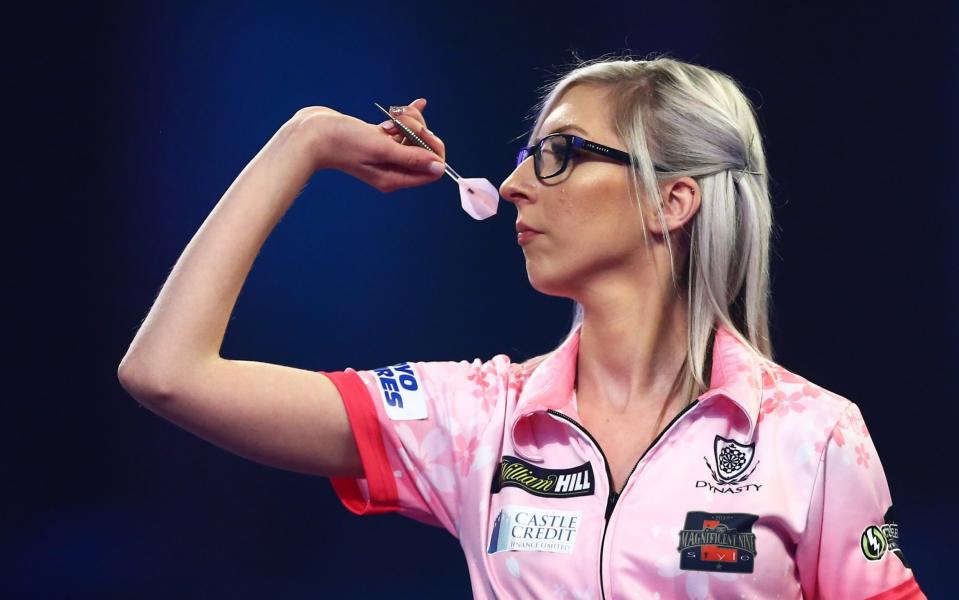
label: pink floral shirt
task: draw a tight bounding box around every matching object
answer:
[319,322,926,599]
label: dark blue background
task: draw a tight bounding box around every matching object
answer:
[7,1,955,597]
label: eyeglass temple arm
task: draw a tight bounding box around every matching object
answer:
[574,136,673,171]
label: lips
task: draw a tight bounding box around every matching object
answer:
[516,229,542,245]
[515,222,543,234]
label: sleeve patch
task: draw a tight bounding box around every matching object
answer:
[860,505,910,568]
[372,362,429,421]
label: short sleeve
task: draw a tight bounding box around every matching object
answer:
[796,402,926,599]
[318,355,511,538]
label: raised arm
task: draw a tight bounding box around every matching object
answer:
[117,101,446,478]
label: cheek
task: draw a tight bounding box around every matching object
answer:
[555,180,605,228]
[557,175,633,245]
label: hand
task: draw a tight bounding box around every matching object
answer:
[295,98,447,194]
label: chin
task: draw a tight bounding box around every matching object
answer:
[526,270,572,299]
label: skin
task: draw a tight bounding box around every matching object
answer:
[117,98,449,479]
[499,83,703,431]
[116,88,702,484]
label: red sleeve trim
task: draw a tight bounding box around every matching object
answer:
[865,576,926,600]
[319,370,399,516]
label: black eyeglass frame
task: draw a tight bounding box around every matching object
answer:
[516,133,669,179]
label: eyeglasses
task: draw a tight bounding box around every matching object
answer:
[515,133,669,179]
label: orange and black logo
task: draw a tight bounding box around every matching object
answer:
[678,511,758,573]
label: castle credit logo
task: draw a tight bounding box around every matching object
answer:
[695,434,763,493]
[487,505,582,554]
[678,511,759,573]
[491,455,595,498]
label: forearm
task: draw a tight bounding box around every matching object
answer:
[119,114,319,391]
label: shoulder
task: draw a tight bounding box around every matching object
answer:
[379,353,515,385]
[752,362,882,491]
[756,362,864,450]
[409,352,535,394]
[394,352,518,405]
[761,362,852,417]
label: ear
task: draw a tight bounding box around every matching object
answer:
[646,176,701,236]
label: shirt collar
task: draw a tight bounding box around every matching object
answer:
[512,320,765,443]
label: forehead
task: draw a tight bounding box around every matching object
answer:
[538,84,614,137]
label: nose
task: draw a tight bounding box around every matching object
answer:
[500,158,535,206]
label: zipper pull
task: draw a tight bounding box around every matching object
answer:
[605,490,620,521]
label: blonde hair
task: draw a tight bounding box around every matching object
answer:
[519,51,780,410]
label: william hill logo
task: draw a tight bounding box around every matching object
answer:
[491,455,595,498]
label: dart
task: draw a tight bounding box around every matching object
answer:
[374,102,500,220]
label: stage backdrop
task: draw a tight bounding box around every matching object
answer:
[7,1,956,597]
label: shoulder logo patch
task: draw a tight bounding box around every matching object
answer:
[860,505,911,567]
[372,362,428,421]
[860,525,888,560]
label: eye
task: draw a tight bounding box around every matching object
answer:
[543,138,565,155]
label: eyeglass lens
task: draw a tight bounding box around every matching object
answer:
[537,135,569,178]
[516,135,571,179]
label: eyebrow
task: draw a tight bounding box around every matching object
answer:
[544,124,589,136]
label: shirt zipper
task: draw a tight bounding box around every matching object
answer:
[546,399,700,600]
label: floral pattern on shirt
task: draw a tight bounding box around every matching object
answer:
[468,359,503,414]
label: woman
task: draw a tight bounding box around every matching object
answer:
[118,55,926,599]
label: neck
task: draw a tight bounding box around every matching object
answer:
[575,277,689,415]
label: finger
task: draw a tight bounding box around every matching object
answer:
[388,117,444,157]
[378,138,445,176]
[389,99,428,131]
[390,111,425,136]
[419,127,444,158]
[379,105,445,160]
[399,132,444,163]
[404,99,443,151]
[394,98,426,112]
[381,110,422,137]
[374,162,448,192]
[379,120,417,144]
[388,102,422,122]
[378,120,408,145]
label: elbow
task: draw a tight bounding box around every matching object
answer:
[117,355,177,406]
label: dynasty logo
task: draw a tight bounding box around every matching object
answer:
[491,455,594,498]
[696,435,762,494]
[678,511,759,573]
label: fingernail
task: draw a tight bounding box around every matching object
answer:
[380,120,396,130]
[428,161,445,175]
